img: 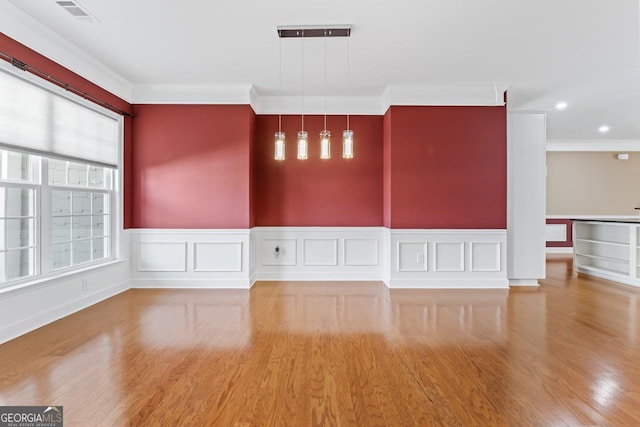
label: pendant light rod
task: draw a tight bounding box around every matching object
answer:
[301,28,304,131]
[297,29,308,160]
[274,27,286,161]
[278,35,282,133]
[277,25,351,38]
[320,29,331,160]
[346,35,350,131]
[323,29,327,131]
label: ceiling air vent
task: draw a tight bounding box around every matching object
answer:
[55,0,99,22]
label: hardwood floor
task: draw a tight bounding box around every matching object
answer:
[1,255,640,426]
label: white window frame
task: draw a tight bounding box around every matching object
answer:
[41,158,117,275]
[0,181,40,283]
[0,61,123,291]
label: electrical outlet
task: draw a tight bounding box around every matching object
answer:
[416,252,424,264]
[81,279,89,291]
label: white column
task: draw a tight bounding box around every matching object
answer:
[507,112,546,286]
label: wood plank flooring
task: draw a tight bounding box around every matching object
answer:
[1,255,640,425]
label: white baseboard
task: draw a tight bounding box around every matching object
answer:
[386,278,509,289]
[576,267,640,289]
[0,269,129,345]
[546,247,573,254]
[509,279,540,287]
[131,278,253,289]
[256,272,383,282]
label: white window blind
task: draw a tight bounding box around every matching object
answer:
[0,68,119,167]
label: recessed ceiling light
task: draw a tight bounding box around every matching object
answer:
[555,101,568,110]
[598,125,610,133]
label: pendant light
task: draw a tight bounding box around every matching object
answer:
[343,35,354,159]
[276,25,351,160]
[320,30,331,159]
[274,31,285,161]
[297,29,308,160]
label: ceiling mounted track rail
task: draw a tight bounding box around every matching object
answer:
[0,50,133,118]
[277,25,351,38]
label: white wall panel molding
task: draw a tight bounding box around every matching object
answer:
[130,229,252,289]
[470,242,501,272]
[434,242,465,272]
[261,239,297,266]
[253,227,385,281]
[193,242,243,272]
[303,239,338,266]
[137,242,187,272]
[545,224,567,242]
[344,239,379,266]
[383,228,391,285]
[388,230,508,289]
[131,228,510,289]
[0,260,130,344]
[398,242,428,272]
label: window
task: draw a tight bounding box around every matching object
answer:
[0,64,120,288]
[0,151,38,284]
[49,159,112,270]
[0,149,115,286]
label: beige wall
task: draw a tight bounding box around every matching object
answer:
[547,152,640,215]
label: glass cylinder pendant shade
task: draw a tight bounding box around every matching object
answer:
[320,130,331,159]
[274,131,285,161]
[343,130,354,159]
[297,131,308,160]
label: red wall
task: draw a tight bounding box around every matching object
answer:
[2,35,507,231]
[0,34,135,227]
[385,106,506,229]
[253,115,384,226]
[383,110,392,228]
[131,104,254,229]
[249,111,257,228]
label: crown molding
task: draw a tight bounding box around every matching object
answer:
[546,139,640,152]
[131,86,507,113]
[132,84,255,104]
[1,3,512,112]
[252,95,384,115]
[382,84,508,110]
[1,1,132,102]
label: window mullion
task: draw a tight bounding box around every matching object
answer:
[40,158,52,276]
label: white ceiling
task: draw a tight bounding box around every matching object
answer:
[1,0,639,141]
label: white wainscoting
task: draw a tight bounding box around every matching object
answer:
[252,227,385,281]
[130,229,251,289]
[130,228,509,289]
[388,230,508,288]
[545,223,567,242]
[0,230,131,345]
